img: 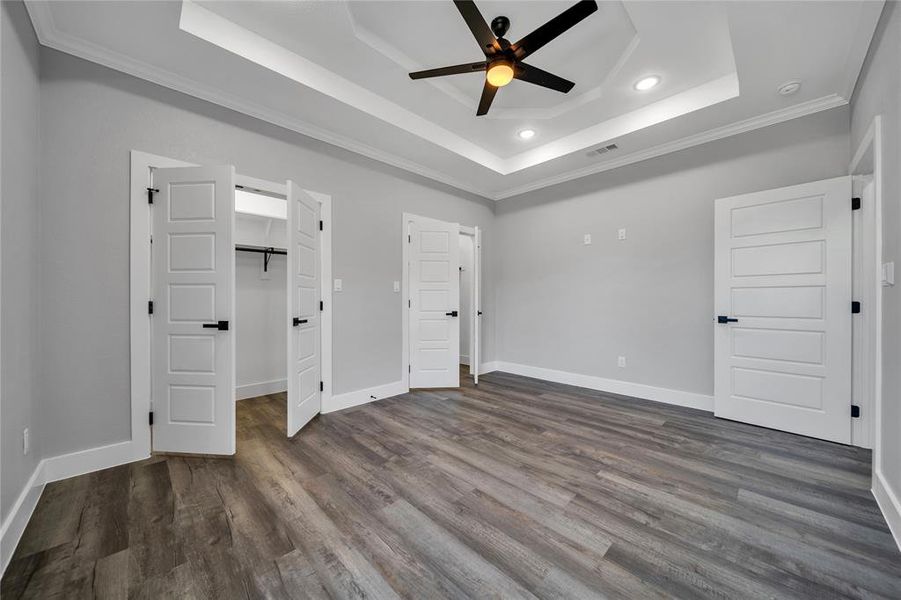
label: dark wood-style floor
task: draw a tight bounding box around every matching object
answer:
[3,370,900,599]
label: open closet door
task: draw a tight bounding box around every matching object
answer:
[151,165,236,455]
[472,227,482,384]
[286,181,321,437]
[408,214,461,388]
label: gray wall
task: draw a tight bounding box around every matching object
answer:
[495,108,850,397]
[850,2,901,506]
[37,48,496,458]
[1,1,41,522]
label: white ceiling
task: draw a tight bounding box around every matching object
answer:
[25,1,883,199]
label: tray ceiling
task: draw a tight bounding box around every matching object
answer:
[25,1,883,199]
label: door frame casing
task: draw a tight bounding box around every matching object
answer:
[848,116,883,452]
[130,150,332,455]
[459,225,480,382]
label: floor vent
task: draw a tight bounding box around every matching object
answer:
[587,143,618,157]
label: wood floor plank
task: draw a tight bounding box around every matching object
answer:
[4,368,900,599]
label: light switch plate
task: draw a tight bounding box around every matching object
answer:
[883,262,895,287]
[393,281,400,293]
[334,278,343,292]
[618,228,627,241]
[617,356,627,368]
[583,234,592,245]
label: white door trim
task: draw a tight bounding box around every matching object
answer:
[131,150,332,451]
[459,226,480,382]
[130,151,194,460]
[848,116,883,453]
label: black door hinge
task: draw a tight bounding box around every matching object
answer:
[408,234,411,243]
[852,301,861,314]
[851,405,860,418]
[148,300,154,315]
[149,411,154,426]
[852,197,861,211]
[147,187,159,204]
[319,220,323,231]
[320,300,324,311]
[320,381,324,392]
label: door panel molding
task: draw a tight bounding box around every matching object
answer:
[151,165,236,455]
[714,176,852,444]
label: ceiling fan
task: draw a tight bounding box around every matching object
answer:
[409,0,599,116]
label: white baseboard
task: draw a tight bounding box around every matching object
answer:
[492,361,714,411]
[41,440,146,485]
[873,468,901,552]
[460,354,470,366]
[236,378,287,401]
[322,380,408,414]
[479,361,499,374]
[1,462,45,576]
[1,439,148,577]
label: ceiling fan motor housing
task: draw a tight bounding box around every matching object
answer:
[491,15,510,38]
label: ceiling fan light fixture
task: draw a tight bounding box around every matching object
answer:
[634,75,660,91]
[486,61,515,87]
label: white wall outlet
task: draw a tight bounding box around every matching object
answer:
[583,234,592,245]
[22,427,29,455]
[393,281,400,293]
[617,356,627,368]
[882,262,895,287]
[333,278,343,292]
[618,228,627,241]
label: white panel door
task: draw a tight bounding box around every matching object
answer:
[287,181,321,437]
[152,165,235,455]
[409,214,461,388]
[714,176,852,443]
[472,227,482,385]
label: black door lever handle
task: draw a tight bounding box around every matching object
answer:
[717,316,738,324]
[293,318,308,326]
[202,321,229,331]
[446,311,459,317]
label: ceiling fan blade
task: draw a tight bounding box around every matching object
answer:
[514,63,575,93]
[512,0,598,60]
[409,62,487,80]
[476,81,498,116]
[453,0,500,55]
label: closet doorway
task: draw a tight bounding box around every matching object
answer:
[129,151,332,457]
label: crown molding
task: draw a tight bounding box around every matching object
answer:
[492,93,848,200]
[23,1,495,200]
[22,2,855,203]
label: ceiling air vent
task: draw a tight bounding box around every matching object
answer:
[587,143,618,157]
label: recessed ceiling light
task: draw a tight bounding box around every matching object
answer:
[777,80,802,96]
[518,129,536,140]
[634,76,660,91]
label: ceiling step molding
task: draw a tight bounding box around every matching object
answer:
[493,93,848,200]
[23,2,851,201]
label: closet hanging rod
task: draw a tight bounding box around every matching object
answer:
[235,244,287,255]
[235,244,286,272]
